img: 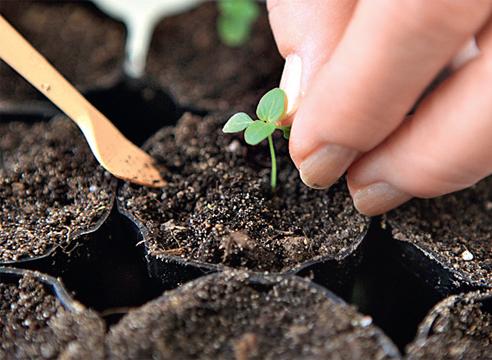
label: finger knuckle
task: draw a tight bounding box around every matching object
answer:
[396,0,489,37]
[406,152,476,198]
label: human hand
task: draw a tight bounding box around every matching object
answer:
[268,0,492,215]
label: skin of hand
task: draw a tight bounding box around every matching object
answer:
[268,0,492,216]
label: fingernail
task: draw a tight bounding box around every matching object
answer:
[451,37,480,70]
[352,182,411,216]
[299,144,357,189]
[280,54,302,117]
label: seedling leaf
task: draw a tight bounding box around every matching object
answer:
[244,121,276,145]
[223,112,254,133]
[256,88,286,123]
[221,87,291,191]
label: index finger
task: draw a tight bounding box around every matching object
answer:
[267,0,356,117]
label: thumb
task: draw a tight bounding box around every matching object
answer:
[267,0,356,119]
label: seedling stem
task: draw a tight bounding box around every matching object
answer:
[267,135,277,190]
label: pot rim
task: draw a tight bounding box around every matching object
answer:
[411,289,492,348]
[385,221,491,290]
[116,197,369,276]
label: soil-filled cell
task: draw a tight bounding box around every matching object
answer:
[0,116,115,263]
[118,112,369,278]
[0,267,105,359]
[106,271,400,359]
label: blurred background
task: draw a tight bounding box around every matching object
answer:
[0,0,283,114]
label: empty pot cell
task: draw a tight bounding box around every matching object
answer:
[0,267,105,359]
[0,115,116,263]
[146,2,283,111]
[106,271,401,359]
[406,290,492,359]
[0,1,125,103]
[385,177,492,290]
[118,113,369,277]
[83,77,183,146]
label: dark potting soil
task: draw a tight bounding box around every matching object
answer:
[146,2,284,111]
[119,113,369,272]
[406,291,492,359]
[385,177,492,286]
[0,1,125,103]
[106,271,400,360]
[0,273,105,359]
[0,117,115,262]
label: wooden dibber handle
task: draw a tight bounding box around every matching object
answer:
[0,15,119,135]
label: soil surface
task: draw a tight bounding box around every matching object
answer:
[106,271,400,360]
[146,2,283,111]
[119,113,369,272]
[406,291,492,359]
[385,178,492,286]
[0,117,115,262]
[0,1,125,103]
[0,272,105,359]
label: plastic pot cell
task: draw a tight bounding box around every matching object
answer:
[384,177,492,293]
[117,112,370,292]
[0,112,116,265]
[106,270,401,359]
[0,266,105,359]
[406,289,492,359]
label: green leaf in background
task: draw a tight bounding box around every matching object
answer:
[256,88,287,123]
[217,0,259,47]
[244,121,276,145]
[223,112,254,133]
[218,0,259,21]
[218,17,251,47]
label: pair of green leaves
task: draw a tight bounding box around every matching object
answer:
[217,0,259,47]
[223,88,290,144]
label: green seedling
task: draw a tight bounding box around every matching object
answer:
[223,88,290,190]
[217,0,259,47]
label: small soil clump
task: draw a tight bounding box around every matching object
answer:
[385,178,492,286]
[146,2,283,111]
[0,272,105,359]
[106,271,400,359]
[406,290,492,359]
[0,1,124,103]
[119,113,369,272]
[0,117,115,262]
